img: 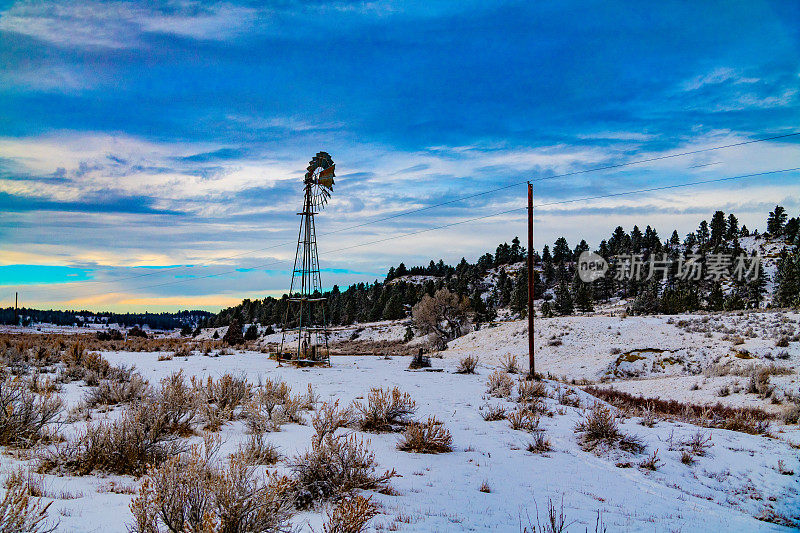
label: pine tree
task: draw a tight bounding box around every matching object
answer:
[554,281,573,315]
[774,250,799,307]
[510,269,528,317]
[710,210,727,250]
[726,213,739,240]
[573,276,594,312]
[767,205,788,236]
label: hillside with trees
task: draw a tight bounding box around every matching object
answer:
[210,205,798,330]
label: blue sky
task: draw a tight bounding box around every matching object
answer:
[0,0,798,312]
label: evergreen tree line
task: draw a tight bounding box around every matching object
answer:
[537,205,799,316]
[0,307,212,329]
[208,237,530,328]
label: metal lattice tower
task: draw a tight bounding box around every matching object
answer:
[278,152,335,364]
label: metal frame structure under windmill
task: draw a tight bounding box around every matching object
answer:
[278,152,335,365]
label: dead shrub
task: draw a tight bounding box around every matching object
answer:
[480,404,507,421]
[775,336,790,347]
[38,401,184,476]
[486,370,514,398]
[356,387,416,432]
[748,368,773,399]
[322,494,378,533]
[682,431,712,457]
[129,447,293,533]
[397,416,452,454]
[155,371,199,434]
[574,403,645,454]
[243,380,305,434]
[527,431,552,454]
[556,387,580,408]
[638,449,661,471]
[233,433,282,465]
[85,374,148,407]
[290,432,395,508]
[508,409,540,432]
[0,470,55,533]
[455,355,479,374]
[500,354,519,374]
[310,401,357,445]
[0,373,63,448]
[518,380,549,403]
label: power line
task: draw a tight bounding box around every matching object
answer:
[39,130,800,290]
[33,164,798,302]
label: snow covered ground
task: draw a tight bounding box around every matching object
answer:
[445,311,800,417]
[2,348,798,532]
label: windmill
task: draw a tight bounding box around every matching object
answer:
[278,152,336,364]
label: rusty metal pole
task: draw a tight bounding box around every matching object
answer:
[527,182,535,378]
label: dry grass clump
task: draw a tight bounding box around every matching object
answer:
[500,354,520,374]
[232,433,282,465]
[638,449,661,471]
[356,387,416,432]
[85,374,148,407]
[480,404,507,421]
[129,446,293,533]
[243,378,308,434]
[508,409,540,432]
[0,469,55,533]
[527,431,552,454]
[681,431,712,457]
[574,403,645,454]
[322,495,378,533]
[455,355,479,374]
[584,386,772,435]
[748,368,774,399]
[486,370,514,398]
[0,372,63,448]
[397,416,452,454]
[518,380,549,403]
[555,387,581,408]
[39,401,185,476]
[290,433,394,508]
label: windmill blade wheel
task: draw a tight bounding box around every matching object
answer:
[305,152,335,210]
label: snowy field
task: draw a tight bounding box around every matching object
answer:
[446,311,800,417]
[2,347,798,531]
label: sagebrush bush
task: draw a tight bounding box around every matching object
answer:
[356,387,416,432]
[129,447,293,533]
[500,354,519,374]
[518,380,549,403]
[39,401,184,476]
[322,495,378,533]
[527,431,552,454]
[480,404,507,421]
[455,355,479,374]
[244,379,306,434]
[486,371,514,398]
[398,416,453,454]
[574,403,645,454]
[233,433,282,465]
[0,373,62,448]
[290,432,395,508]
[151,371,199,435]
[508,409,540,432]
[85,374,148,407]
[0,471,55,533]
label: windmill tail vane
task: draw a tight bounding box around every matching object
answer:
[278,152,336,365]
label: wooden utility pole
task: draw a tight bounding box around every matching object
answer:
[527,182,535,377]
[14,292,18,326]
